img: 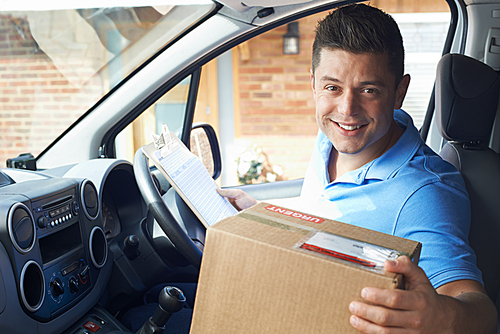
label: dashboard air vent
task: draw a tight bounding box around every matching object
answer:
[20,260,45,312]
[8,203,36,254]
[81,180,99,220]
[89,226,107,268]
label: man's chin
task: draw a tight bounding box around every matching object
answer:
[336,148,364,155]
[332,144,366,155]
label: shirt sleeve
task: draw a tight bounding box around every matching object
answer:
[393,180,483,288]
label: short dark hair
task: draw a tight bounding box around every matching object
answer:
[312,4,404,84]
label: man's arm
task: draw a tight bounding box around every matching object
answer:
[216,188,257,211]
[217,189,497,332]
[348,256,497,333]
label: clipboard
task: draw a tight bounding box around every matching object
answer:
[142,127,238,228]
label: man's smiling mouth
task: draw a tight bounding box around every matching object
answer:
[336,122,363,131]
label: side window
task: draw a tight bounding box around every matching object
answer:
[115,76,191,163]
[115,57,219,164]
[394,12,450,128]
[199,3,452,188]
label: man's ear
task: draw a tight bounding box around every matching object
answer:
[310,68,317,101]
[394,74,410,110]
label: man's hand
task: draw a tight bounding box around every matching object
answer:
[348,256,497,333]
[217,188,258,211]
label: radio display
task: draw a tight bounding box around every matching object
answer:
[40,222,82,264]
[49,203,71,218]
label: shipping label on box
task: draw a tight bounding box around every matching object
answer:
[190,202,421,334]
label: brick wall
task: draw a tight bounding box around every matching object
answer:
[238,15,319,138]
[372,0,449,13]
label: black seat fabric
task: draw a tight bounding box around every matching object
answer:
[435,53,500,306]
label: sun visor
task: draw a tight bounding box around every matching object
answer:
[217,0,314,12]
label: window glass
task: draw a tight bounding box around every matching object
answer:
[115,76,190,162]
[192,3,450,187]
[395,12,450,127]
[0,3,213,167]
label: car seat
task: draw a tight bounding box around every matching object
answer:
[435,53,500,318]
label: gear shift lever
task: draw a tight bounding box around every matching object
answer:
[136,286,186,334]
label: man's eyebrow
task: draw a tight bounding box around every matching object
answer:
[318,76,386,87]
[319,75,340,83]
[359,80,386,87]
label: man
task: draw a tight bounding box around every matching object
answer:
[218,3,497,333]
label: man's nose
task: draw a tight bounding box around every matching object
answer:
[337,90,359,116]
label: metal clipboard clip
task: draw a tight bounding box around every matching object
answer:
[152,124,179,157]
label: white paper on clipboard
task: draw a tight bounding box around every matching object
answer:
[142,130,238,228]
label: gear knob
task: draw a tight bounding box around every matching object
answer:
[135,286,186,334]
[151,286,186,327]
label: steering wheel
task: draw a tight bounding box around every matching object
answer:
[133,147,203,269]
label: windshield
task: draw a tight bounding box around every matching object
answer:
[0,1,214,167]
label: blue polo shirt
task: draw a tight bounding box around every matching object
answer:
[299,109,482,288]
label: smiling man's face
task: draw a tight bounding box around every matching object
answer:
[311,49,409,165]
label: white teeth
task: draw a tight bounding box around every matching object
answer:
[337,123,362,130]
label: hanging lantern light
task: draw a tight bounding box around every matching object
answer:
[283,21,300,55]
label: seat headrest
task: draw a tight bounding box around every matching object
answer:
[436,53,500,144]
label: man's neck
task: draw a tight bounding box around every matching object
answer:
[328,151,361,182]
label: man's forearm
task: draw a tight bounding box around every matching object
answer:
[449,291,497,334]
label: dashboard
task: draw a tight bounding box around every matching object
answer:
[0,159,147,334]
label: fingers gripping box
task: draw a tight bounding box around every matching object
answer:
[190,202,421,334]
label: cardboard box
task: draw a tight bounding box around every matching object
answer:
[190,202,421,334]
